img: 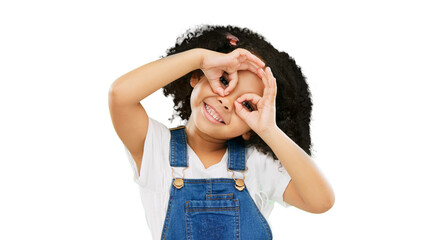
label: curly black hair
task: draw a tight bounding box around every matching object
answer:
[161,24,313,164]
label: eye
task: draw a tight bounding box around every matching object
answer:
[242,101,256,112]
[220,76,229,88]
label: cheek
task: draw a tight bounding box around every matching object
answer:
[192,83,215,103]
[190,86,210,110]
[230,115,251,131]
[189,89,198,107]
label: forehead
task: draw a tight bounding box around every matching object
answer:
[231,70,264,96]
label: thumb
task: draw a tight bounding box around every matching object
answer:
[225,72,239,95]
[226,71,238,95]
[233,100,251,121]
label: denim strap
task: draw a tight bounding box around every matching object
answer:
[227,137,246,171]
[169,126,188,167]
[169,126,246,171]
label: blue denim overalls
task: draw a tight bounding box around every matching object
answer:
[160,126,273,240]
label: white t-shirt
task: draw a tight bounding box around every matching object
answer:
[124,116,292,240]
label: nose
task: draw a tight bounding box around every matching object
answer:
[217,95,235,112]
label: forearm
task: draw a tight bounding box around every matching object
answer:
[109,48,206,104]
[258,126,335,209]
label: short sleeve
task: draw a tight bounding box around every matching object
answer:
[256,151,292,208]
[123,116,170,190]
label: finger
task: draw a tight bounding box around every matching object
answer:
[236,93,262,106]
[232,56,264,80]
[237,48,265,69]
[257,67,273,104]
[237,54,263,73]
[227,62,264,96]
[237,61,262,75]
[230,49,263,74]
[225,72,239,95]
[224,62,259,96]
[258,67,270,91]
[233,100,253,121]
[266,67,277,98]
[226,71,238,95]
[263,67,277,101]
[208,78,226,96]
[248,53,265,69]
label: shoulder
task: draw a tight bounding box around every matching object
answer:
[142,116,175,163]
[147,116,171,140]
[245,145,265,160]
[244,145,292,208]
[131,116,173,190]
[245,145,266,167]
[246,146,285,171]
[245,145,290,187]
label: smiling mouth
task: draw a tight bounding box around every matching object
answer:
[204,102,225,124]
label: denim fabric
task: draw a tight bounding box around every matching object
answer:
[161,126,272,240]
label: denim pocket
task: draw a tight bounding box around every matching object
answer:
[185,199,240,240]
[205,193,234,201]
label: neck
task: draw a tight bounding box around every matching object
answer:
[185,120,227,154]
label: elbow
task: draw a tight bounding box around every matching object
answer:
[309,194,335,214]
[109,81,121,98]
[108,84,121,104]
[108,82,132,105]
[311,202,334,214]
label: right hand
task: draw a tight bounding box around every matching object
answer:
[200,48,266,97]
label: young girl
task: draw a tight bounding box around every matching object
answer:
[109,24,334,239]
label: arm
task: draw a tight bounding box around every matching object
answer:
[234,67,334,214]
[109,48,206,104]
[258,127,335,213]
[108,48,205,174]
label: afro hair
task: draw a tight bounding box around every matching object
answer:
[161,24,313,165]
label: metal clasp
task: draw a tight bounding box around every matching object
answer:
[227,167,249,191]
[171,166,189,189]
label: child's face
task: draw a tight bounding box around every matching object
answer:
[188,70,265,141]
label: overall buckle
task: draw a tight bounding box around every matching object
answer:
[171,166,189,189]
[228,167,249,191]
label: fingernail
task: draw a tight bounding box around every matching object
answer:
[225,90,229,95]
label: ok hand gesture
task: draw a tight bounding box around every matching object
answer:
[234,66,278,135]
[200,48,265,97]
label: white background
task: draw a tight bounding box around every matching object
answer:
[1,0,445,239]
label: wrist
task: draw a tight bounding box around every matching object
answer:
[192,48,210,70]
[257,125,281,141]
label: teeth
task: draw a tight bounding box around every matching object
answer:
[205,104,223,122]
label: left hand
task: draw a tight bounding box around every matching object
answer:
[233,66,277,135]
[200,48,265,97]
